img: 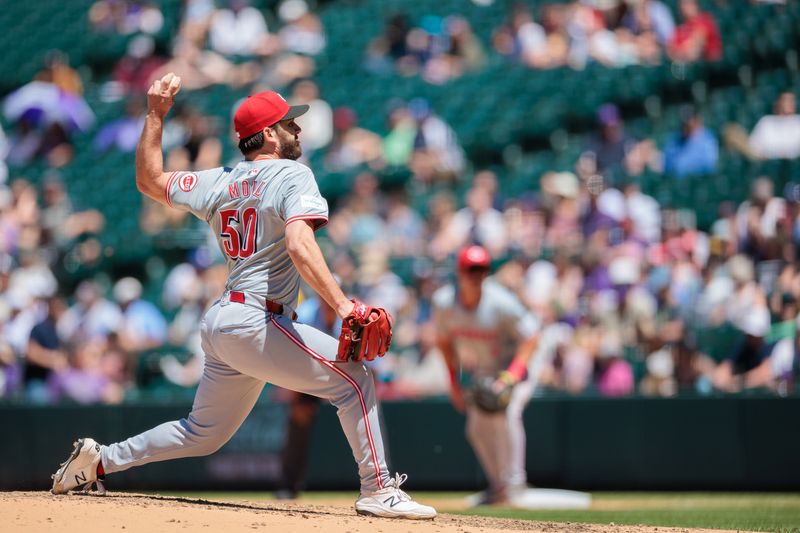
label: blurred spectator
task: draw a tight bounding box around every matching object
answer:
[324,107,384,172]
[431,184,508,259]
[256,50,317,90]
[523,251,583,325]
[408,98,465,180]
[34,50,83,96]
[382,102,417,167]
[710,201,738,258]
[2,80,95,167]
[277,0,326,56]
[0,124,8,185]
[58,281,122,344]
[328,172,386,249]
[290,80,333,153]
[89,0,164,35]
[595,348,635,397]
[113,277,168,352]
[93,99,146,153]
[667,0,722,62]
[567,0,635,69]
[161,104,222,170]
[735,177,787,261]
[443,16,487,75]
[157,35,260,90]
[415,15,487,84]
[598,177,661,244]
[581,175,620,244]
[108,35,168,98]
[38,173,105,257]
[383,190,426,257]
[742,312,799,395]
[365,14,411,74]
[24,295,68,402]
[426,191,458,262]
[540,171,583,251]
[748,92,800,160]
[366,12,485,83]
[208,0,276,57]
[712,305,771,392]
[662,106,718,178]
[47,339,125,404]
[6,179,40,253]
[493,2,567,69]
[585,103,634,175]
[621,0,675,47]
[8,250,57,301]
[0,187,16,254]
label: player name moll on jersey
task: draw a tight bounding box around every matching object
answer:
[227,178,268,200]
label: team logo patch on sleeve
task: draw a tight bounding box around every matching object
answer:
[179,173,198,192]
[300,195,326,210]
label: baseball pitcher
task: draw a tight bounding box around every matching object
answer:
[50,73,436,520]
[433,245,540,507]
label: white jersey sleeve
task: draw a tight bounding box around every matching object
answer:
[165,168,226,221]
[278,164,329,230]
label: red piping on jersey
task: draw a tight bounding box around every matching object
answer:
[164,171,180,208]
[285,214,329,231]
[269,316,384,490]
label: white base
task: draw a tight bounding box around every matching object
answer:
[508,488,592,510]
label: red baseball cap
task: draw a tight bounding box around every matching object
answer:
[233,91,309,139]
[457,245,491,271]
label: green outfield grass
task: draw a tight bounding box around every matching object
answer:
[459,493,800,533]
[156,491,800,533]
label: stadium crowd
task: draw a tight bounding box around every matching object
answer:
[0,0,799,404]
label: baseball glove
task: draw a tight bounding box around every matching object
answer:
[337,299,393,362]
[472,374,515,413]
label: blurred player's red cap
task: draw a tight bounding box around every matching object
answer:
[457,245,491,271]
[233,91,309,139]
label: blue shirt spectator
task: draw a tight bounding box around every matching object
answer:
[663,108,718,178]
[113,277,168,351]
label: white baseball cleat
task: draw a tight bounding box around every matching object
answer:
[355,473,437,520]
[51,438,104,495]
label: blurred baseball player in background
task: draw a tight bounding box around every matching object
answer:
[50,72,436,520]
[433,245,540,508]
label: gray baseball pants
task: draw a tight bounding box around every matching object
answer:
[100,295,391,491]
[465,377,535,494]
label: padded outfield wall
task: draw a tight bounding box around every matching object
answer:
[1,397,798,491]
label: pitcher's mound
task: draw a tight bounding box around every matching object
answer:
[0,491,739,533]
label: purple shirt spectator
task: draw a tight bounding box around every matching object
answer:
[48,367,110,404]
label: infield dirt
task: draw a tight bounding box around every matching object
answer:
[0,491,750,533]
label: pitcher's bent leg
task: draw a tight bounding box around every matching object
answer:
[101,353,264,474]
[220,314,390,492]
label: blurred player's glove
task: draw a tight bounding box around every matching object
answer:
[472,372,516,413]
[337,299,393,362]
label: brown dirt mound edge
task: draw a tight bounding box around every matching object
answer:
[0,491,744,533]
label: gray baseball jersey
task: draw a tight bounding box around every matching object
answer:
[165,159,329,307]
[99,158,392,493]
[432,278,539,379]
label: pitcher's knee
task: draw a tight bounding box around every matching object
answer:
[180,418,233,456]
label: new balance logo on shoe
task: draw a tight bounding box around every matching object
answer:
[382,496,401,508]
[74,471,86,486]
